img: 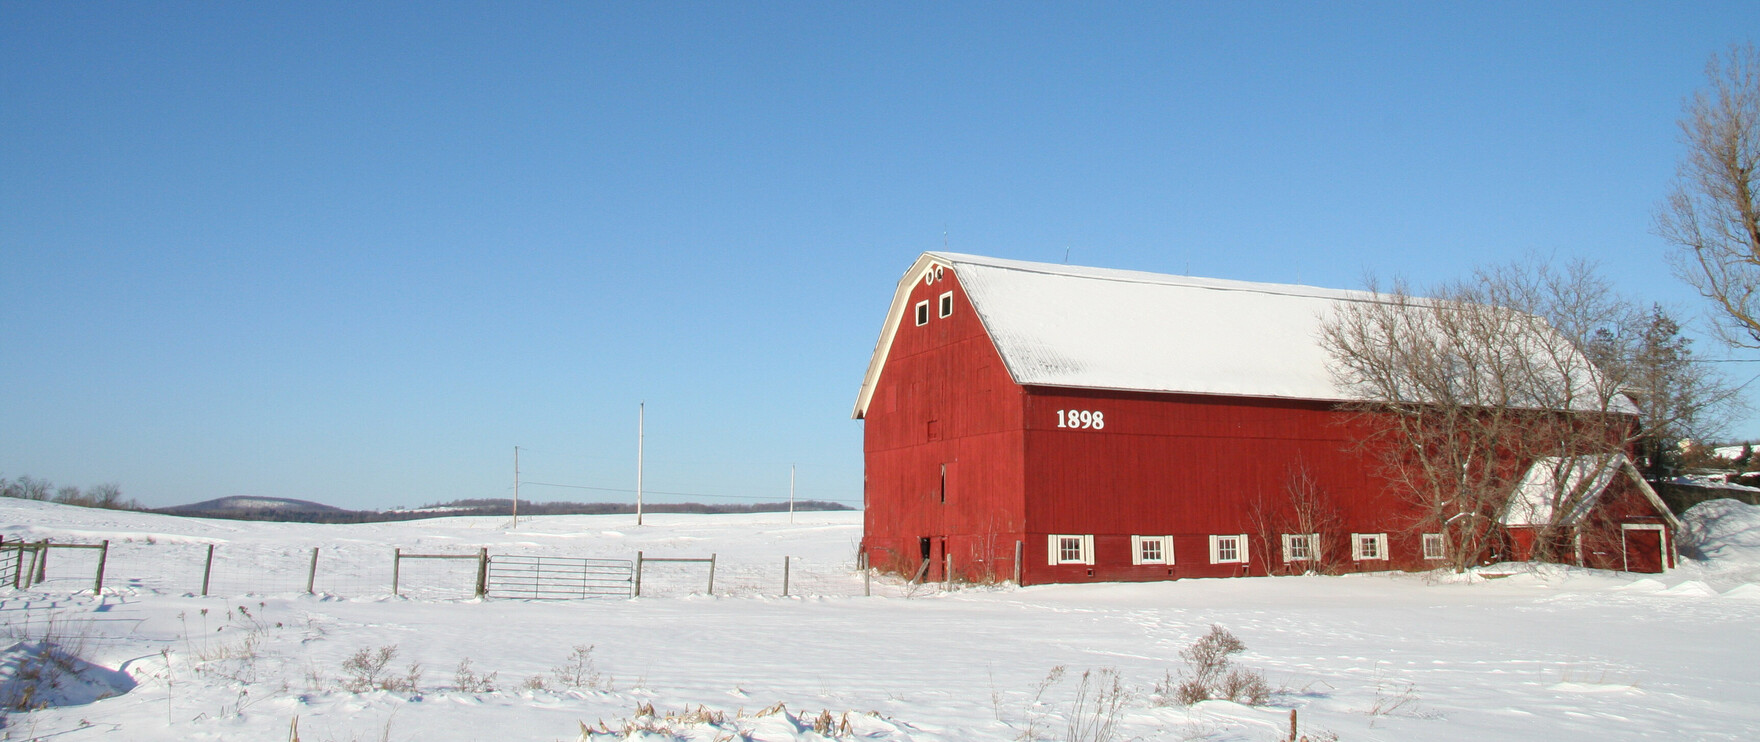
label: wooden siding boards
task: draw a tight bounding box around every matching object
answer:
[860,256,1679,583]
[863,269,1027,582]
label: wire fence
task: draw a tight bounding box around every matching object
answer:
[0,539,909,602]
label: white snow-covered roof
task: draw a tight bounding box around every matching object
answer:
[852,252,1632,418]
[1502,455,1626,527]
[853,253,1383,417]
[1501,454,1683,531]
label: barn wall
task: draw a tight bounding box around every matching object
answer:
[862,265,1027,582]
[1016,387,1442,583]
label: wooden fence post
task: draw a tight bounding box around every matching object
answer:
[706,553,716,596]
[306,547,319,594]
[202,543,215,596]
[392,548,402,597]
[13,542,25,589]
[944,553,952,590]
[93,540,109,595]
[633,551,643,597]
[1014,540,1023,585]
[782,556,791,597]
[475,548,489,598]
[35,539,48,582]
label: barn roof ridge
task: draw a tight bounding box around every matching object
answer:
[924,251,1380,304]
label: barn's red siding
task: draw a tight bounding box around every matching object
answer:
[1018,388,1415,583]
[860,260,1678,583]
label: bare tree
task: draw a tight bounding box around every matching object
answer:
[1247,462,1345,575]
[86,482,126,509]
[1320,262,1732,568]
[1658,44,1760,347]
[1584,305,1743,479]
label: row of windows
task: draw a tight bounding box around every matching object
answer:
[914,292,954,326]
[1048,533,1448,566]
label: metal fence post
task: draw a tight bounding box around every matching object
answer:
[633,551,643,597]
[201,544,215,596]
[93,540,109,595]
[706,553,716,596]
[306,547,320,594]
[782,556,791,597]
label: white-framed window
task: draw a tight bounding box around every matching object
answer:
[939,291,953,318]
[1047,534,1094,565]
[1208,534,1248,564]
[1421,533,1446,560]
[1130,535,1174,565]
[1281,533,1319,562]
[1351,533,1388,561]
[914,300,930,326]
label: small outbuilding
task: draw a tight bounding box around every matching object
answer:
[853,253,1678,584]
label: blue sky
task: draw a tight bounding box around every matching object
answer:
[4,2,1759,510]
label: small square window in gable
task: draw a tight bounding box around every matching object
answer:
[915,300,930,326]
[939,291,953,318]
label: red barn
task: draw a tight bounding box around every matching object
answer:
[853,253,1679,584]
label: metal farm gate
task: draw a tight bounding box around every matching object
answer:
[486,555,634,599]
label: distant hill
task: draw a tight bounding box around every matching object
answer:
[156,496,352,520]
[153,496,854,523]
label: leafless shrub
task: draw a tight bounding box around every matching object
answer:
[453,658,497,693]
[1159,625,1271,707]
[340,646,417,693]
[551,644,609,690]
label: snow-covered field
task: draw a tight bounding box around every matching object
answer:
[3,499,1759,741]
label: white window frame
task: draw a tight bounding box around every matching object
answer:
[1130,535,1173,565]
[1281,533,1319,563]
[939,291,953,318]
[914,300,930,326]
[1208,534,1248,564]
[1421,533,1446,561]
[1047,534,1095,566]
[1351,532,1388,561]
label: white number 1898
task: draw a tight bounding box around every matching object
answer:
[1056,410,1104,429]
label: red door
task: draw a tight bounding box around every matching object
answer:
[1621,526,1664,573]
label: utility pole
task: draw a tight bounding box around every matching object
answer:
[644,402,651,523]
[789,464,796,524]
[512,445,520,528]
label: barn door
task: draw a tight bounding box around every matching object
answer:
[1620,525,1665,573]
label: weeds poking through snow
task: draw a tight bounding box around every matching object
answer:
[577,702,879,741]
[1009,666,1129,742]
[1062,668,1127,742]
[1366,663,1420,725]
[0,611,132,712]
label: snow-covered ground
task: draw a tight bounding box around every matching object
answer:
[3,498,1758,741]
